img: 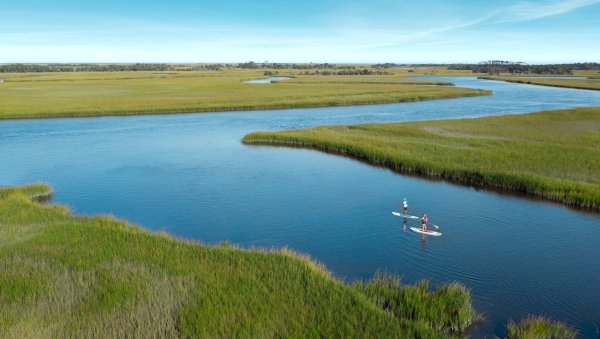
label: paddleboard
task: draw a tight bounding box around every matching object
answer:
[392,212,421,220]
[410,227,442,236]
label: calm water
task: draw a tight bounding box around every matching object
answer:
[2,77,600,337]
[498,76,588,79]
[244,76,292,83]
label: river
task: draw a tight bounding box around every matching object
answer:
[1,76,600,336]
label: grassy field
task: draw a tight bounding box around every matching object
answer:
[0,183,479,338]
[481,76,600,91]
[0,68,490,120]
[244,107,600,209]
[571,70,600,77]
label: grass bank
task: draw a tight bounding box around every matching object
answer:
[353,272,478,333]
[0,183,478,337]
[507,316,577,338]
[0,69,490,120]
[244,107,600,209]
[480,76,600,91]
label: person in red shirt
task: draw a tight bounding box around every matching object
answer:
[422,214,428,231]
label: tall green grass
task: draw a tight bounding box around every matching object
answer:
[481,76,600,91]
[507,316,577,339]
[243,107,600,209]
[352,272,478,333]
[0,69,489,120]
[0,183,477,337]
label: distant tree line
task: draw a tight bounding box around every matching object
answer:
[0,63,224,73]
[373,63,399,68]
[300,69,392,76]
[4,61,598,75]
[239,62,356,70]
[448,61,600,75]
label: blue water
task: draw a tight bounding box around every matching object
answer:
[2,77,600,337]
[244,76,292,83]
[495,76,588,79]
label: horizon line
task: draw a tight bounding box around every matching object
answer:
[1,61,599,65]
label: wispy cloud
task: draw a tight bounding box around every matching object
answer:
[391,14,493,42]
[330,14,492,51]
[494,0,600,23]
[369,0,600,48]
[392,0,600,39]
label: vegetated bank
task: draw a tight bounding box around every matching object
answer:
[480,76,600,91]
[0,69,490,120]
[0,183,481,337]
[506,316,577,339]
[244,107,600,210]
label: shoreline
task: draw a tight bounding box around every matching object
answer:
[243,107,600,211]
[243,138,600,210]
[479,76,600,91]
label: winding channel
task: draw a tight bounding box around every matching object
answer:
[2,76,600,336]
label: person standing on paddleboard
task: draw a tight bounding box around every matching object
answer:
[422,214,428,231]
[403,198,408,214]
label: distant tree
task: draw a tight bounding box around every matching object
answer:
[239,61,259,69]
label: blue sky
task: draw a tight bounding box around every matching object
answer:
[1,0,599,63]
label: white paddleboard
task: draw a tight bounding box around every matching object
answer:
[392,212,421,220]
[410,227,442,236]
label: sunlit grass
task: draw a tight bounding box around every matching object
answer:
[352,272,478,333]
[506,315,577,339]
[0,69,490,120]
[244,107,600,209]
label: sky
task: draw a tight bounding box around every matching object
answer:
[1,0,599,63]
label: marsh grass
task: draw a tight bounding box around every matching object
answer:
[506,315,577,339]
[243,107,600,209]
[352,272,478,333]
[481,76,600,91]
[0,183,479,337]
[0,69,490,120]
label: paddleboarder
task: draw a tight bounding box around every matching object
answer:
[403,197,408,214]
[422,214,428,231]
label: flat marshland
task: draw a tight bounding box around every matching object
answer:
[481,76,600,90]
[0,68,490,120]
[244,107,600,209]
[0,184,478,337]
